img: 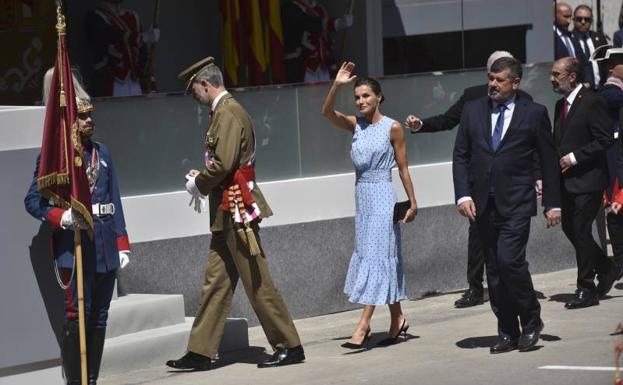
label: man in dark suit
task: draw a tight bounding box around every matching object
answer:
[453,57,561,353]
[551,57,618,309]
[554,2,585,62]
[405,51,536,309]
[572,4,608,88]
[597,48,623,281]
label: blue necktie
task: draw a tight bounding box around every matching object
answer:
[492,104,506,151]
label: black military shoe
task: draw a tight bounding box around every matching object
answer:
[565,289,599,309]
[257,346,305,368]
[597,268,618,299]
[489,336,518,354]
[166,352,212,371]
[454,289,484,308]
[518,320,544,352]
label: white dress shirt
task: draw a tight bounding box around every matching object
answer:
[563,84,583,166]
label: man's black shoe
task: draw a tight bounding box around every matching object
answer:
[565,289,599,309]
[489,336,518,354]
[518,320,544,352]
[454,289,483,308]
[257,345,305,368]
[617,264,623,281]
[166,352,212,371]
[597,268,618,299]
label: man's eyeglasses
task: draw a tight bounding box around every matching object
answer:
[574,16,592,23]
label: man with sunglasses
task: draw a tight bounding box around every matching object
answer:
[572,4,607,89]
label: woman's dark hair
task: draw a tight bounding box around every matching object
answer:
[353,77,385,103]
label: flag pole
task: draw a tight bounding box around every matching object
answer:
[55,2,88,383]
[74,230,88,385]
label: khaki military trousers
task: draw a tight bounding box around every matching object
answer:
[187,223,301,358]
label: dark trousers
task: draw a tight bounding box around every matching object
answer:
[561,190,613,291]
[477,197,541,339]
[467,221,485,293]
[608,211,623,268]
[61,268,117,329]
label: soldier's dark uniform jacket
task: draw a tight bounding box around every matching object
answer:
[25,140,130,273]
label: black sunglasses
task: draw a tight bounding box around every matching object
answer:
[574,16,592,23]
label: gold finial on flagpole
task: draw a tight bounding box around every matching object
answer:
[55,4,66,36]
[55,2,66,107]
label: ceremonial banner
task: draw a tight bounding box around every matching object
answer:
[37,8,92,235]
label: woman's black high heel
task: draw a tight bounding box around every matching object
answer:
[378,319,409,346]
[341,328,372,349]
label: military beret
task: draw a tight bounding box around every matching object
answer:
[177,56,215,92]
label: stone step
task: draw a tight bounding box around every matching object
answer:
[106,294,185,339]
[101,317,248,375]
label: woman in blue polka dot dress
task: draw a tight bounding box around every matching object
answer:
[322,62,418,348]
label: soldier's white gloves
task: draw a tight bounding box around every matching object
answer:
[188,194,207,213]
[185,174,200,196]
[61,209,74,229]
[119,251,130,269]
[142,28,160,44]
[335,14,353,30]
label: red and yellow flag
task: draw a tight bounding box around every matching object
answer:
[265,0,285,84]
[37,8,93,235]
[220,0,240,86]
[241,0,267,86]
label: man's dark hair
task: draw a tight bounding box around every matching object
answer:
[574,4,592,17]
[562,57,583,81]
[490,57,523,80]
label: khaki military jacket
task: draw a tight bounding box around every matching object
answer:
[195,94,273,232]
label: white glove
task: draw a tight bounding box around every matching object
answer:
[185,174,200,196]
[60,209,74,229]
[119,251,130,269]
[142,28,160,44]
[335,14,353,31]
[188,194,207,213]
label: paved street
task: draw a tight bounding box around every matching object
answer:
[101,269,623,385]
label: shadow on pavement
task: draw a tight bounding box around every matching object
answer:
[455,335,498,349]
[540,334,561,342]
[548,293,576,303]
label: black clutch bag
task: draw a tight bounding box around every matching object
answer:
[393,200,415,223]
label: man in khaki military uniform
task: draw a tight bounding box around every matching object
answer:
[166,57,304,371]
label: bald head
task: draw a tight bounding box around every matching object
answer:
[555,2,572,30]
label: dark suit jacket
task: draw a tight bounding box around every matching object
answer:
[572,30,608,88]
[555,28,585,62]
[615,29,623,48]
[554,87,615,193]
[420,85,532,133]
[453,94,561,218]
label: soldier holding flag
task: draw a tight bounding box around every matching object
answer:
[23,6,130,384]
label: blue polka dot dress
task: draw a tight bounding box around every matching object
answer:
[344,115,407,306]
